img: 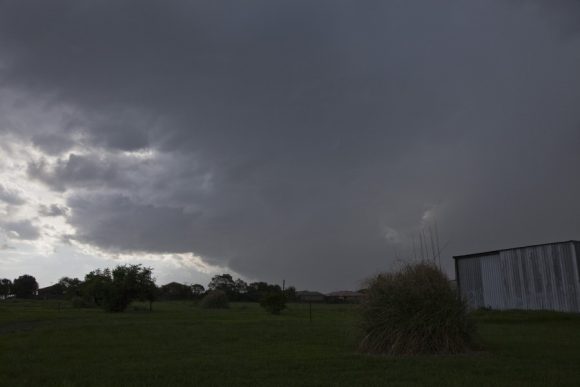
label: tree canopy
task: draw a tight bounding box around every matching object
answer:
[0,278,12,299]
[13,275,38,298]
[57,277,83,298]
[191,284,205,298]
[81,265,156,312]
[3,268,294,310]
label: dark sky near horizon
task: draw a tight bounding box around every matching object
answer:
[1,0,579,291]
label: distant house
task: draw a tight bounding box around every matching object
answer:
[159,282,192,300]
[454,240,580,312]
[37,284,63,300]
[326,290,364,303]
[296,291,325,303]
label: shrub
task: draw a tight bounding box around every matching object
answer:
[358,261,474,355]
[71,296,89,308]
[260,292,287,315]
[199,290,229,309]
[102,284,131,312]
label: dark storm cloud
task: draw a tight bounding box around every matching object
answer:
[28,153,121,192]
[67,193,199,253]
[1,1,580,289]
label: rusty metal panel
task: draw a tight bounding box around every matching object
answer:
[456,241,580,312]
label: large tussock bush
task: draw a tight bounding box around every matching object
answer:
[359,262,474,355]
[199,290,229,309]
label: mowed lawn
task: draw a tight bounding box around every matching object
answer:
[1,301,580,386]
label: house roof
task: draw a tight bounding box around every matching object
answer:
[296,290,325,297]
[326,291,363,297]
[37,283,61,294]
[453,240,580,260]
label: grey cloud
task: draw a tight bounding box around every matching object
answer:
[31,132,75,155]
[1,219,41,240]
[0,243,14,250]
[67,193,199,254]
[85,111,152,151]
[1,1,580,289]
[27,150,210,200]
[0,184,25,206]
[39,204,69,217]
[28,153,128,192]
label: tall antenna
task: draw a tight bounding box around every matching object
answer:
[434,221,442,269]
[419,231,425,260]
[429,224,437,263]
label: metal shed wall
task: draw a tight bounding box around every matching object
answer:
[456,242,580,312]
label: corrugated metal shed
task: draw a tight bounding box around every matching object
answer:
[454,240,580,312]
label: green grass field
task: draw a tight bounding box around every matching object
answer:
[1,300,580,386]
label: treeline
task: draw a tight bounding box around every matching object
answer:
[1,265,156,312]
[0,268,295,312]
[0,275,38,299]
[199,273,296,302]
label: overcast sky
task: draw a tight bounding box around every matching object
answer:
[1,1,579,291]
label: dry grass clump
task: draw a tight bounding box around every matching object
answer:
[358,262,474,355]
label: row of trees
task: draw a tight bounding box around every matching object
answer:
[158,274,294,315]
[206,274,296,302]
[0,275,39,299]
[1,265,155,312]
[155,274,295,302]
[1,270,294,313]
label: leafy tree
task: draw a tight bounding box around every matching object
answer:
[246,282,282,302]
[207,275,286,303]
[260,292,287,315]
[82,268,112,306]
[233,279,248,300]
[107,264,156,312]
[13,274,38,298]
[0,278,12,299]
[208,274,236,298]
[191,284,205,298]
[284,286,297,302]
[81,265,156,312]
[133,266,157,311]
[57,277,83,299]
